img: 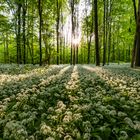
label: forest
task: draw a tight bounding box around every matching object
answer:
[0,0,140,139]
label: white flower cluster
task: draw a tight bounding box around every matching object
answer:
[3,121,28,140]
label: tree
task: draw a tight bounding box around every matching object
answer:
[56,0,60,65]
[22,0,27,64]
[94,0,100,66]
[103,0,106,66]
[107,0,112,65]
[70,0,74,65]
[38,0,42,66]
[134,0,140,66]
[0,0,136,65]
[17,0,22,64]
[131,0,137,67]
[87,0,94,64]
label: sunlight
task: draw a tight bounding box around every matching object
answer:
[39,65,71,87]
[63,0,91,46]
[72,38,80,46]
[66,66,79,90]
[0,65,60,86]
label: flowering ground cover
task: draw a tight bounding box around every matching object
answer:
[0,64,140,140]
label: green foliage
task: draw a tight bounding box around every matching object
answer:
[0,0,137,64]
[1,64,140,139]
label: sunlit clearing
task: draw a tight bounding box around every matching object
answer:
[39,66,70,87]
[66,66,79,90]
[0,65,58,86]
[82,65,99,72]
[59,66,70,75]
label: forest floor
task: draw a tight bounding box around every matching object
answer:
[0,64,140,140]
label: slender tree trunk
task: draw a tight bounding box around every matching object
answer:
[60,8,64,64]
[103,0,106,66]
[128,45,130,62]
[27,41,32,63]
[17,1,22,64]
[118,48,120,65]
[117,26,120,64]
[26,44,29,63]
[106,0,109,63]
[60,38,62,64]
[85,0,89,64]
[88,0,94,64]
[23,0,26,64]
[107,0,112,65]
[112,23,115,62]
[3,36,6,63]
[73,45,75,65]
[133,0,137,21]
[71,42,73,65]
[76,45,78,64]
[108,25,111,64]
[94,0,100,66]
[56,0,60,65]
[31,3,34,64]
[71,0,75,65]
[135,0,140,66]
[6,32,9,63]
[38,0,42,66]
[63,42,65,64]
[131,0,137,67]
[63,36,66,64]
[26,3,30,64]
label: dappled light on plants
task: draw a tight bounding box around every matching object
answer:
[1,64,140,139]
[66,66,79,91]
[0,65,58,86]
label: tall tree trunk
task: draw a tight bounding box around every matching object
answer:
[94,0,100,66]
[27,40,32,63]
[38,0,42,66]
[107,0,112,65]
[73,45,75,65]
[56,0,60,65]
[60,38,62,64]
[31,3,34,64]
[76,45,78,64]
[128,45,130,62]
[118,48,120,65]
[117,25,120,64]
[17,0,22,64]
[71,0,75,65]
[131,0,137,67]
[108,24,111,65]
[112,23,115,62]
[122,47,125,61]
[60,8,64,64]
[85,0,89,64]
[63,40,65,64]
[135,0,140,66]
[23,0,26,64]
[103,0,106,66]
[6,32,9,63]
[133,0,137,21]
[88,0,94,64]
[3,36,6,63]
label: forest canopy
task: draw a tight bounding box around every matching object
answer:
[0,0,139,66]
